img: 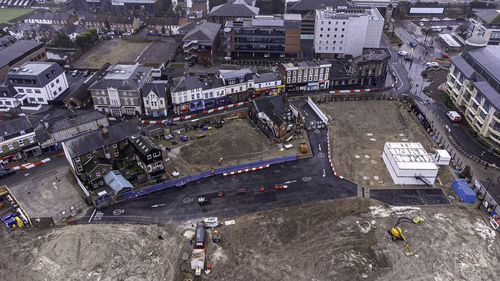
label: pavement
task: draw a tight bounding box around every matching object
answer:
[78,99,449,225]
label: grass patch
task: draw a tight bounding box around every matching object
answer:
[384,31,403,44]
[0,8,33,24]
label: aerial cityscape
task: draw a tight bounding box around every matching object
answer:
[0,0,500,280]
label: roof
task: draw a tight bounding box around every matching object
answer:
[253,72,281,84]
[228,0,256,5]
[253,95,290,127]
[109,16,135,25]
[473,9,500,24]
[172,75,204,92]
[473,81,500,110]
[129,134,159,156]
[62,24,87,34]
[83,158,112,175]
[89,64,152,91]
[63,121,141,158]
[467,45,500,83]
[49,110,106,133]
[0,117,32,137]
[146,17,179,26]
[209,0,259,17]
[6,62,64,88]
[290,0,349,12]
[450,55,476,79]
[438,33,461,48]
[104,171,133,194]
[0,38,44,68]
[182,21,221,44]
[178,21,200,34]
[142,82,167,98]
[25,11,71,22]
[353,48,391,64]
[385,142,437,170]
[220,68,252,81]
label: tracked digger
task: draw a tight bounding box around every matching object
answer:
[388,216,424,256]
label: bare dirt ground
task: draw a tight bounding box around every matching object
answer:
[73,40,150,69]
[320,100,453,188]
[2,197,498,281]
[164,118,310,176]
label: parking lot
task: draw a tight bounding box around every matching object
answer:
[0,186,29,232]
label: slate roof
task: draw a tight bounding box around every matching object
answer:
[0,117,32,137]
[208,0,259,17]
[182,21,221,44]
[104,171,133,194]
[63,121,141,158]
[228,0,255,5]
[450,55,476,79]
[290,0,349,12]
[83,158,112,175]
[220,68,253,81]
[50,110,106,133]
[253,95,290,127]
[88,64,152,91]
[473,9,500,25]
[473,81,500,110]
[25,11,71,22]
[467,45,500,83]
[142,82,167,99]
[129,134,159,156]
[0,38,44,68]
[62,24,87,34]
[172,75,204,92]
[6,62,65,88]
[253,72,281,84]
[146,17,179,26]
[178,21,200,34]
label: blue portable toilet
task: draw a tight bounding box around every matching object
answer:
[452,178,476,203]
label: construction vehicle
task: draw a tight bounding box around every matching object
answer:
[196,133,206,139]
[300,143,309,153]
[387,217,424,256]
[180,135,188,142]
[198,196,208,206]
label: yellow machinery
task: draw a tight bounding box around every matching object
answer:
[388,217,424,256]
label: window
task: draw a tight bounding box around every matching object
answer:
[325,47,328,50]
[153,151,160,158]
[319,40,322,44]
[58,87,62,92]
[8,143,14,150]
[77,165,83,172]
[29,98,36,103]
[191,94,195,100]
[99,181,103,186]
[321,21,324,24]
[334,34,337,38]
[148,165,152,172]
[18,88,24,93]
[114,151,119,157]
[75,157,80,163]
[320,34,323,37]
[37,98,44,103]
[95,171,100,177]
[51,82,54,87]
[147,154,152,160]
[328,28,330,31]
[87,153,92,159]
[34,89,41,93]
[56,79,60,83]
[26,89,32,93]
[53,91,57,96]
[112,143,117,148]
[335,28,337,31]
[320,28,323,31]
[343,21,346,25]
[342,28,344,31]
[318,46,321,50]
[102,168,107,174]
[327,34,330,37]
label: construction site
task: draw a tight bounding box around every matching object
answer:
[320,100,455,188]
[0,197,498,281]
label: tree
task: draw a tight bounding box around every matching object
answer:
[75,28,99,50]
[52,31,74,48]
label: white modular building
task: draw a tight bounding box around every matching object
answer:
[382,142,438,185]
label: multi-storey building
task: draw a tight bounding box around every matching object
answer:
[5,62,69,106]
[208,0,259,25]
[443,31,500,145]
[470,9,500,46]
[171,75,227,114]
[224,14,302,60]
[146,17,180,35]
[220,69,254,102]
[109,16,140,33]
[22,11,77,26]
[72,0,159,15]
[182,21,221,64]
[129,135,164,177]
[0,117,41,164]
[279,60,331,92]
[253,72,284,97]
[0,35,46,82]
[249,95,293,139]
[62,121,140,175]
[89,64,152,116]
[330,48,390,89]
[142,82,168,117]
[314,6,384,58]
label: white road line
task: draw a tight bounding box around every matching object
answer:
[88,209,97,223]
[52,182,57,190]
[394,66,404,91]
[318,144,321,152]
[284,180,297,184]
[323,169,326,178]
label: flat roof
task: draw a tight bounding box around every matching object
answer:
[439,34,461,48]
[385,142,438,170]
[409,7,444,14]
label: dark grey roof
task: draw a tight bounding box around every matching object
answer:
[353,48,391,64]
[62,24,87,34]
[182,21,221,44]
[473,81,500,110]
[253,95,289,127]
[209,0,259,17]
[63,121,141,158]
[25,11,71,22]
[473,9,500,25]
[228,0,255,6]
[290,0,349,12]
[467,46,500,83]
[50,110,106,133]
[178,21,200,34]
[142,82,167,99]
[253,72,281,83]
[6,62,65,88]
[83,158,112,175]
[0,83,16,98]
[129,134,159,156]
[172,75,204,92]
[451,55,476,79]
[0,39,44,68]
[89,64,152,91]
[0,117,32,136]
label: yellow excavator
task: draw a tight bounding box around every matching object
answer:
[388,216,424,256]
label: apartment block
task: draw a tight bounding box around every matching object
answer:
[279,60,331,92]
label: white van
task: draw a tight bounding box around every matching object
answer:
[447,111,461,122]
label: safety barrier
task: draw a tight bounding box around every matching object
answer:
[117,153,298,201]
[326,130,343,179]
[142,101,249,124]
[307,96,329,125]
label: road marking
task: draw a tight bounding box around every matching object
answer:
[113,209,124,215]
[88,209,97,223]
[151,204,165,208]
[304,111,308,116]
[52,182,57,189]
[284,180,297,184]
[394,66,404,91]
[323,169,326,178]
[318,144,321,151]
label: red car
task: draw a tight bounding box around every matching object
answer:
[274,185,288,190]
[442,53,451,58]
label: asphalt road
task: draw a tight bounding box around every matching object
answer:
[79,100,449,225]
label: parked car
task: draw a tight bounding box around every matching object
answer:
[0,168,15,179]
[441,53,451,58]
[409,42,418,48]
[447,111,461,122]
[398,50,408,56]
[404,55,413,62]
[425,61,439,67]
[419,22,425,26]
[83,70,90,77]
[71,70,79,77]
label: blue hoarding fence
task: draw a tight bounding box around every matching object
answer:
[117,154,298,201]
